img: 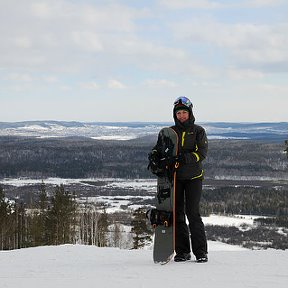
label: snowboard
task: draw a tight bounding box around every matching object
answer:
[148,127,178,264]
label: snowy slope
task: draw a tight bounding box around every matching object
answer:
[0,242,287,288]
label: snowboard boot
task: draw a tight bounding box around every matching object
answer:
[196,253,208,263]
[174,252,191,262]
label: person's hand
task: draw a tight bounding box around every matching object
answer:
[148,150,159,166]
[148,150,162,174]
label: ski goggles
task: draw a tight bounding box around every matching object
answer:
[173,96,193,108]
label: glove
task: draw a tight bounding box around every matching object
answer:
[148,150,163,175]
[148,150,159,166]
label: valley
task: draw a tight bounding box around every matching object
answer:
[0,122,287,250]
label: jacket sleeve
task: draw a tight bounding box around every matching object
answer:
[184,126,208,163]
[194,127,208,162]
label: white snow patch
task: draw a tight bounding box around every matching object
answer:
[91,135,136,140]
[0,177,157,189]
[0,243,287,288]
[203,214,256,227]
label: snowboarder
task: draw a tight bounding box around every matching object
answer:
[149,96,208,263]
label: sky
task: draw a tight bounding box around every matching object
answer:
[1,0,288,123]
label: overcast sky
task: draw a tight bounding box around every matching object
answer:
[1,0,287,123]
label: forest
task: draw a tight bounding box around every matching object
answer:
[0,136,287,179]
[1,182,287,251]
[0,184,152,251]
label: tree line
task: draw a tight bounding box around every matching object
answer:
[0,184,152,251]
[1,182,287,251]
[0,136,287,179]
[206,223,288,250]
[201,186,288,217]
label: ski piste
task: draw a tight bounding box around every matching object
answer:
[148,127,178,264]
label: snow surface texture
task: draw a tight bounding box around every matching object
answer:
[0,242,287,288]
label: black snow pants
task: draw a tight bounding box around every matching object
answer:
[175,178,207,258]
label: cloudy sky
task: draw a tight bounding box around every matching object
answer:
[1,0,287,123]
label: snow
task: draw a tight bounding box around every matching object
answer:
[0,122,165,139]
[0,242,287,288]
[91,135,136,140]
[0,177,83,187]
[203,214,256,227]
[81,195,154,213]
[21,124,49,131]
[0,177,157,189]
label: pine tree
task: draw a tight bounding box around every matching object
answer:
[46,184,77,245]
[131,208,153,249]
[31,181,49,246]
[0,187,11,250]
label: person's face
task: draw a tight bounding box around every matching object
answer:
[176,110,189,123]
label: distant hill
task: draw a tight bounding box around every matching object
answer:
[0,120,287,141]
[204,122,288,141]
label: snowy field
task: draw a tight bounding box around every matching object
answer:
[0,177,156,190]
[0,177,271,227]
[0,242,287,288]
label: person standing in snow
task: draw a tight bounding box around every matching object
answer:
[149,96,208,263]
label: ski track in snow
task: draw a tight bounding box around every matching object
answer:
[0,242,287,288]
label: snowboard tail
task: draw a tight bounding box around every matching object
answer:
[153,225,174,264]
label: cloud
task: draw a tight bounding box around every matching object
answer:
[0,0,206,79]
[5,73,33,82]
[43,76,59,83]
[31,2,53,18]
[227,68,265,80]
[244,0,285,7]
[80,82,100,90]
[0,1,142,67]
[159,0,284,9]
[60,85,73,91]
[158,0,224,9]
[108,80,126,89]
[119,40,186,59]
[71,31,103,52]
[1,0,287,123]
[13,36,32,49]
[256,83,288,94]
[79,4,138,33]
[144,79,177,88]
[171,19,288,72]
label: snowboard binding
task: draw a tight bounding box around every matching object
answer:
[146,208,173,228]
